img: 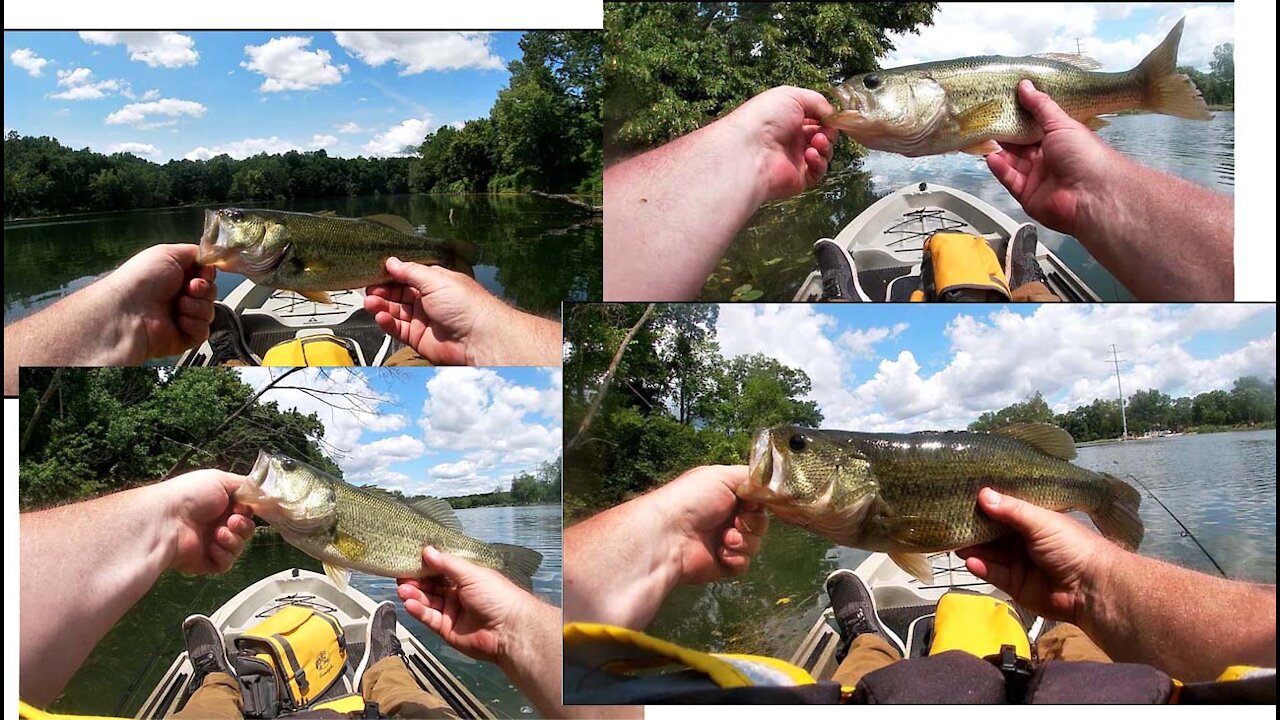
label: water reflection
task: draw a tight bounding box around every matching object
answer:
[704,112,1234,301]
[4,194,601,324]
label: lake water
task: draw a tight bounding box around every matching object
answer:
[701,111,1235,302]
[3,193,601,325]
[645,429,1275,658]
[51,504,563,718]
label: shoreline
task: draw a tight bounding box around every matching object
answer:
[1076,424,1273,447]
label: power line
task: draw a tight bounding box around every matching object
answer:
[1107,344,1129,440]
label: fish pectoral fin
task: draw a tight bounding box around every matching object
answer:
[1083,116,1111,131]
[410,497,464,532]
[302,260,331,274]
[991,423,1077,459]
[364,214,419,235]
[954,99,1004,135]
[322,562,352,590]
[293,289,334,304]
[961,140,1002,155]
[1030,52,1103,71]
[889,552,935,584]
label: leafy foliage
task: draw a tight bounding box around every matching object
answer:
[603,2,937,157]
[564,303,822,519]
[1177,42,1234,107]
[972,376,1275,442]
[18,368,338,510]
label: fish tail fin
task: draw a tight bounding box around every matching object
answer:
[1137,17,1211,120]
[492,543,542,590]
[448,239,481,276]
[1088,473,1145,550]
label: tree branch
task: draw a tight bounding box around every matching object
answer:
[567,303,656,450]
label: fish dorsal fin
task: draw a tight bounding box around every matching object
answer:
[410,497,463,532]
[954,99,1004,135]
[992,423,1077,460]
[365,214,419,235]
[314,210,338,217]
[1031,53,1103,71]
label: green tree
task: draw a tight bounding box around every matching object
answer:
[1126,388,1173,435]
[969,391,1055,432]
[1209,42,1233,103]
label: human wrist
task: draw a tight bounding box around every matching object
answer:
[1075,540,1121,635]
[496,597,559,675]
[87,274,148,364]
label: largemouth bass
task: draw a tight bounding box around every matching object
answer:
[236,451,542,589]
[823,17,1210,157]
[197,208,480,304]
[740,424,1143,583]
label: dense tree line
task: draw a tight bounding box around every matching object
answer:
[4,32,601,219]
[437,457,563,509]
[18,368,339,510]
[969,376,1275,442]
[1179,43,1235,107]
[604,2,937,158]
[564,304,821,519]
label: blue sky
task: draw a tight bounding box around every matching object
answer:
[885,2,1234,71]
[4,31,521,161]
[716,304,1275,432]
[235,367,561,498]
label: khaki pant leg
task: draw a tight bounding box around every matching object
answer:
[1037,623,1112,663]
[172,672,243,719]
[363,656,458,718]
[830,633,903,689]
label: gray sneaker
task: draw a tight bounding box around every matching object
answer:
[814,239,871,302]
[825,569,905,659]
[183,614,235,688]
[1005,223,1048,289]
[355,601,404,690]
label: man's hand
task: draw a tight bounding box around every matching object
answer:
[985,80,1120,237]
[724,86,838,202]
[155,470,257,575]
[650,465,769,585]
[364,258,560,366]
[397,547,544,665]
[956,488,1119,624]
[104,243,218,362]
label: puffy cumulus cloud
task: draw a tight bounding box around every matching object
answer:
[51,67,128,101]
[333,31,505,74]
[309,134,339,150]
[883,3,1232,71]
[11,48,51,77]
[79,31,199,68]
[336,121,364,134]
[105,98,206,127]
[343,434,427,485]
[232,368,404,455]
[419,368,561,465]
[242,36,347,92]
[840,322,909,359]
[184,136,301,161]
[106,142,161,159]
[363,117,435,156]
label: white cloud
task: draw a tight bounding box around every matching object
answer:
[343,434,427,482]
[10,48,50,77]
[106,142,161,159]
[183,136,300,161]
[79,31,199,68]
[142,89,161,100]
[363,116,435,156]
[309,133,339,149]
[840,322,909,359]
[105,98,206,127]
[883,3,1233,71]
[50,67,127,101]
[242,36,347,92]
[333,31,505,74]
[449,120,466,130]
[336,121,364,134]
[419,368,562,465]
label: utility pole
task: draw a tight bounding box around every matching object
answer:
[1076,38,1084,56]
[1107,344,1129,440]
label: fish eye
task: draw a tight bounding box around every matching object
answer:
[281,458,297,471]
[863,74,882,90]
[225,209,242,221]
[789,433,809,452]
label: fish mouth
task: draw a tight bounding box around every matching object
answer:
[741,429,785,502]
[822,85,865,130]
[237,450,274,504]
[196,210,235,269]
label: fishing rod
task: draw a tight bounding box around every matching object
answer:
[1117,464,1229,579]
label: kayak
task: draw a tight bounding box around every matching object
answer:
[177,280,403,367]
[789,552,1046,680]
[793,183,1102,302]
[134,568,494,719]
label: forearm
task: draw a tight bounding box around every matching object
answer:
[476,310,562,366]
[604,120,768,301]
[1078,161,1234,301]
[564,498,679,629]
[4,281,141,393]
[499,600,641,719]
[19,484,174,704]
[1081,551,1276,681]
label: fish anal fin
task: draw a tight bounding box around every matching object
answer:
[991,423,1077,459]
[410,497,464,532]
[365,214,419,235]
[955,99,1004,135]
[1083,116,1111,131]
[1031,52,1103,71]
[889,552,934,584]
[322,562,351,590]
[294,289,334,304]
[961,140,1002,155]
